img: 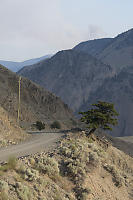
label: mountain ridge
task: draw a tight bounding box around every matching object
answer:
[74,28,133,70]
[0,54,52,72]
[18,49,114,112]
[73,38,113,56]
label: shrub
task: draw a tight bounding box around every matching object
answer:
[104,164,124,187]
[50,121,61,129]
[17,165,26,175]
[29,158,35,166]
[0,157,17,172]
[16,182,32,200]
[35,121,45,130]
[0,180,9,200]
[7,156,17,170]
[36,155,59,178]
[53,187,62,200]
[0,191,8,200]
[60,138,90,183]
[0,180,9,193]
[74,185,91,200]
[89,152,99,167]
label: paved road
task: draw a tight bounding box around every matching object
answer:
[0,132,63,163]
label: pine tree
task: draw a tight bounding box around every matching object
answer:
[79,101,118,136]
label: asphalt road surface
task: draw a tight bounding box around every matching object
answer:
[0,132,63,163]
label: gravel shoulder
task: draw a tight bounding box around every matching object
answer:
[0,132,63,163]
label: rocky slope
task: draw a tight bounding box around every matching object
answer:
[0,65,74,129]
[18,50,114,112]
[0,131,133,200]
[0,106,27,147]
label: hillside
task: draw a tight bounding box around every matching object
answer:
[79,66,133,137]
[0,131,133,200]
[0,106,27,147]
[74,28,133,71]
[18,50,114,112]
[0,65,74,129]
[0,54,52,72]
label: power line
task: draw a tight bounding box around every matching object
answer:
[18,76,21,124]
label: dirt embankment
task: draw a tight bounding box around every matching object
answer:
[0,106,28,147]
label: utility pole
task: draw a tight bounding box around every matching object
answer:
[18,76,21,124]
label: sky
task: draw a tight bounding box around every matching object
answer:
[0,0,133,61]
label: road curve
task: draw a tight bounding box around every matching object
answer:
[0,132,63,163]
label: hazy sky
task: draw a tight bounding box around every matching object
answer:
[0,0,133,61]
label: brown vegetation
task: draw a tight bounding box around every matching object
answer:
[0,131,133,199]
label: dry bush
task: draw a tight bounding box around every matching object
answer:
[16,182,32,200]
[0,180,9,200]
[89,152,99,168]
[50,121,61,129]
[74,185,91,200]
[60,138,90,183]
[0,191,8,200]
[29,158,35,166]
[0,157,17,172]
[104,164,124,187]
[17,165,26,175]
[7,156,17,170]
[36,155,59,179]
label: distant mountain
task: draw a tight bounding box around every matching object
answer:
[0,64,74,128]
[79,66,133,137]
[18,50,114,112]
[98,29,133,70]
[18,28,133,136]
[73,38,113,57]
[0,55,52,72]
[74,28,133,71]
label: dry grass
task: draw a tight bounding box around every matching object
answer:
[51,174,74,193]
[0,191,8,200]
[0,157,17,172]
